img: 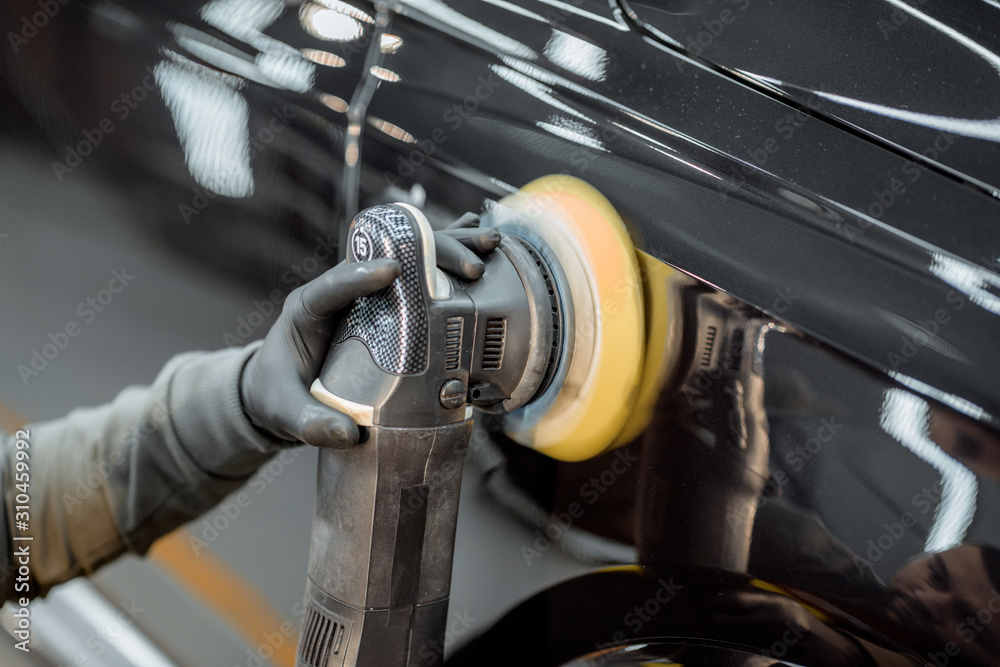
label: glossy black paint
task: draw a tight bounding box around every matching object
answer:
[624,0,1000,195]
[3,0,1000,664]
[369,0,1000,427]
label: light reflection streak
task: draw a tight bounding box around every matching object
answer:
[309,0,373,24]
[162,0,320,198]
[320,93,349,112]
[200,0,282,37]
[615,119,723,180]
[395,0,537,60]
[481,0,547,22]
[302,48,346,68]
[489,176,519,193]
[536,117,607,151]
[498,54,707,150]
[611,120,677,154]
[534,0,628,31]
[370,66,401,82]
[379,33,403,53]
[155,54,254,198]
[880,389,977,552]
[888,372,987,422]
[300,3,364,41]
[368,117,416,143]
[812,0,1000,142]
[929,253,1000,315]
[199,0,315,91]
[490,64,591,121]
[543,30,608,82]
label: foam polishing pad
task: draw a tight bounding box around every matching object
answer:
[483,176,647,461]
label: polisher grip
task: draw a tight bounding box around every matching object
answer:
[333,203,437,375]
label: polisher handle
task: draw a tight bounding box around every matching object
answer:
[297,421,472,667]
[334,203,444,375]
[311,203,467,428]
[298,204,476,667]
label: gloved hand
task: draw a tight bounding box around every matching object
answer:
[240,225,501,449]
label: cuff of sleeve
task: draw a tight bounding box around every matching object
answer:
[168,342,285,479]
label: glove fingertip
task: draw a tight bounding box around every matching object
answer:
[478,228,502,253]
[326,418,360,449]
[299,406,361,449]
[356,258,402,284]
[447,212,481,229]
[465,260,486,280]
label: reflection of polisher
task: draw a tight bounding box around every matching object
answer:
[295,177,666,666]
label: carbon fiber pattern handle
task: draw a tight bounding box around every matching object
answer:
[335,204,430,375]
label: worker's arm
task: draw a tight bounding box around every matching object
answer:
[0,227,499,604]
[0,341,284,602]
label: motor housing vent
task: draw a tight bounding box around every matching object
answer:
[445,316,463,371]
[299,604,346,667]
[482,317,506,370]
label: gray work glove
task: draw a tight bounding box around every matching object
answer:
[239,226,501,449]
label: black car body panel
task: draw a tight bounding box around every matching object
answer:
[625,0,1000,195]
[371,0,1000,426]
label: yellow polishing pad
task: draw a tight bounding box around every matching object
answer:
[490,176,647,461]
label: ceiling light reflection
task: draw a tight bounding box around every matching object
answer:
[880,389,977,552]
[380,33,403,53]
[396,0,537,60]
[155,56,254,198]
[320,93,349,112]
[368,117,416,143]
[490,65,590,120]
[536,116,606,151]
[311,0,373,24]
[543,30,608,82]
[930,253,1000,315]
[370,66,401,82]
[300,3,364,41]
[302,48,346,67]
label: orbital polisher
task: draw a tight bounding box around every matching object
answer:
[294,177,662,666]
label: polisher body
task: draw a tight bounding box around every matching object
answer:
[299,202,558,666]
